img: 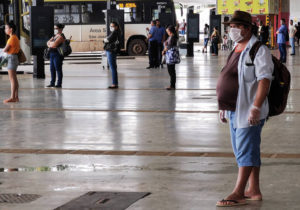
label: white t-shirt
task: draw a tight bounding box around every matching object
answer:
[289,25,297,38]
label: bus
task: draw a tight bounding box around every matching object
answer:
[18,0,177,56]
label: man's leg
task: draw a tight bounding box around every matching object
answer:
[290,38,295,54]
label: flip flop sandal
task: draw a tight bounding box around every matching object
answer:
[216,199,247,207]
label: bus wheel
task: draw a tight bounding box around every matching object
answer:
[128,39,147,56]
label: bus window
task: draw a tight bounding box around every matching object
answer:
[84,3,106,24]
[117,2,144,23]
[52,4,80,24]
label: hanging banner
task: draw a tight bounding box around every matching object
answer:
[217,0,270,15]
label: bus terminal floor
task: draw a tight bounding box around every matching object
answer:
[0,50,300,209]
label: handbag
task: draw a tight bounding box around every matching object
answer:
[43,48,50,60]
[17,49,26,63]
[166,47,181,64]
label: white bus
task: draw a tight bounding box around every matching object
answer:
[40,0,177,55]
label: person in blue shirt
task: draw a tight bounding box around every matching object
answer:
[155,19,166,68]
[276,18,288,63]
[146,20,158,69]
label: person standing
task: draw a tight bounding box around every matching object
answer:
[3,21,20,103]
[216,11,274,207]
[289,20,297,55]
[258,20,269,45]
[295,22,300,46]
[179,19,186,35]
[155,19,166,68]
[47,24,66,88]
[202,24,210,53]
[163,25,178,90]
[211,26,220,56]
[276,18,288,63]
[146,20,158,69]
[104,22,122,89]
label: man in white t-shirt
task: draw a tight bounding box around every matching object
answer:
[289,20,297,55]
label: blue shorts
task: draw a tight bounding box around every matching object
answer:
[229,111,265,167]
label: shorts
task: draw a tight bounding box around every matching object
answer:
[229,111,265,167]
[7,54,19,71]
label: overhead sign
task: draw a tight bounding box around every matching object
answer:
[217,0,270,15]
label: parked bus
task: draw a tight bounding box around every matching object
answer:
[15,0,176,56]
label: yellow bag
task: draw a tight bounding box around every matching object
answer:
[17,49,26,63]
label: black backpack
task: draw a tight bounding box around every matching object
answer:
[249,41,291,117]
[58,34,72,57]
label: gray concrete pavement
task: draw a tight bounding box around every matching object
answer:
[0,49,300,209]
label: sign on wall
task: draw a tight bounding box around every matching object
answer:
[217,0,269,15]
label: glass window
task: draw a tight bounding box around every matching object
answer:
[117,2,144,23]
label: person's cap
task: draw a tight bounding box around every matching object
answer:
[223,11,252,26]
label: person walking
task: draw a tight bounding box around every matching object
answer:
[46,24,66,88]
[179,19,186,35]
[216,11,274,207]
[211,26,220,56]
[104,21,122,89]
[258,20,269,45]
[276,18,288,63]
[146,20,158,69]
[2,21,20,103]
[163,25,179,90]
[202,24,209,53]
[289,20,297,55]
[155,19,166,68]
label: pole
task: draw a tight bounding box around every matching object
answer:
[13,0,20,39]
[32,0,45,79]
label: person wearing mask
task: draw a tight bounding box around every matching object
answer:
[104,22,122,89]
[202,24,210,53]
[146,20,158,69]
[289,20,297,55]
[211,26,220,56]
[155,19,166,68]
[276,18,288,63]
[47,24,66,88]
[162,25,178,90]
[216,11,274,207]
[2,21,20,103]
[258,20,269,45]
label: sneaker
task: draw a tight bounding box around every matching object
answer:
[46,84,55,88]
[146,66,154,69]
[55,85,62,88]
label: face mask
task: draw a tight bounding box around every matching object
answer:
[54,29,58,34]
[229,28,244,43]
[110,27,115,32]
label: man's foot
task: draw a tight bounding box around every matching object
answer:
[161,64,164,68]
[216,192,246,207]
[290,53,295,56]
[146,66,154,69]
[3,98,19,103]
[108,85,119,89]
[46,84,55,88]
[55,85,62,88]
[244,190,263,201]
[166,86,175,90]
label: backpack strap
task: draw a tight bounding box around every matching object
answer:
[249,41,263,64]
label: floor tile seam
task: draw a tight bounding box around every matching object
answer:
[0,108,299,114]
[0,149,300,159]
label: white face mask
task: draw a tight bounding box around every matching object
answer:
[229,28,244,43]
[54,29,58,35]
[110,27,115,32]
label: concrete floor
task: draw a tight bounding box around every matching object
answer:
[0,48,300,210]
